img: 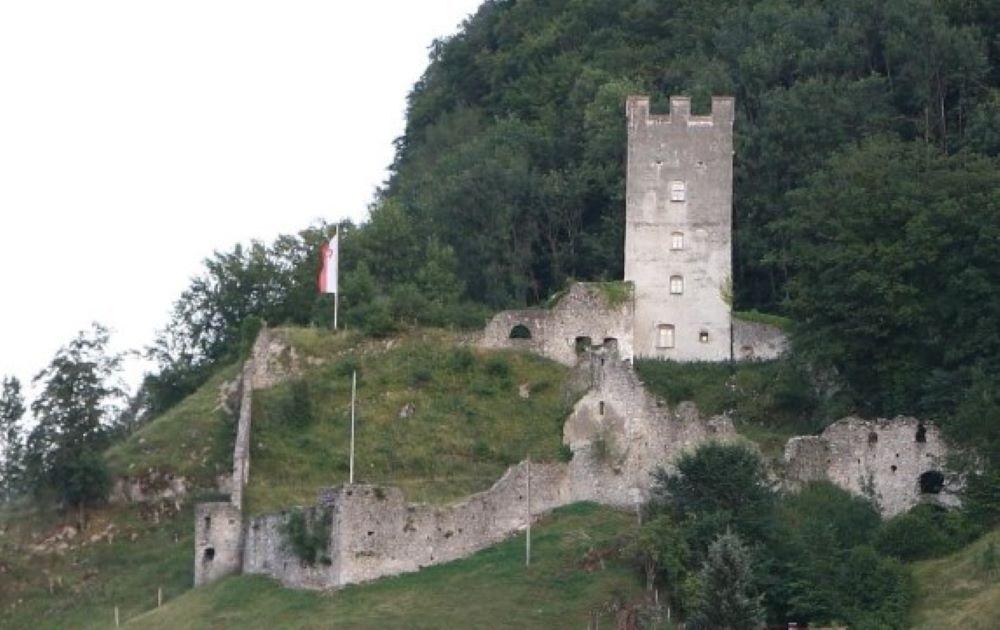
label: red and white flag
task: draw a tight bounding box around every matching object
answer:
[318,232,338,294]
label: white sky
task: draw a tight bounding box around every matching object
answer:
[0,1,482,399]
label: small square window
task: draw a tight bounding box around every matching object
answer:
[670,181,686,202]
[699,331,709,343]
[670,275,684,295]
[671,232,684,250]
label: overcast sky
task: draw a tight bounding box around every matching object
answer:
[0,1,482,398]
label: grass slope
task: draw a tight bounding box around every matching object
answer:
[128,503,644,630]
[105,364,240,487]
[910,528,1000,629]
[246,329,576,514]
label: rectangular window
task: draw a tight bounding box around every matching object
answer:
[671,232,684,250]
[670,181,686,202]
[670,275,684,294]
[656,324,675,349]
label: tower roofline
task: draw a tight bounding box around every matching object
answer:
[626,94,734,127]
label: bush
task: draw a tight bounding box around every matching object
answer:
[282,507,332,566]
[875,504,975,561]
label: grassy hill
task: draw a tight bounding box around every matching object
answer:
[910,528,1000,629]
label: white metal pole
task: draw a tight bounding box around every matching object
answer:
[334,291,338,331]
[349,370,356,484]
[526,456,531,567]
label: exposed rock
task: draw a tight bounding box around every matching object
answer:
[518,383,531,399]
[398,402,416,419]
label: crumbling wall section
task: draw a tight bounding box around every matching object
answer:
[242,504,339,590]
[194,502,243,586]
[732,318,788,361]
[783,417,961,517]
[564,348,735,507]
[480,283,634,365]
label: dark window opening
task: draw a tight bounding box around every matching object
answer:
[891,465,897,473]
[699,331,709,343]
[603,338,618,352]
[916,424,927,443]
[203,547,215,562]
[204,516,211,531]
[509,324,532,340]
[919,470,945,494]
[599,401,605,416]
[868,432,878,445]
[575,336,592,354]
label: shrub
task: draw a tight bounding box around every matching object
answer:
[484,356,510,379]
[282,507,332,566]
[875,504,974,561]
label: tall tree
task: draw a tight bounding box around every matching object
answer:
[688,531,765,630]
[0,376,25,498]
[23,324,124,522]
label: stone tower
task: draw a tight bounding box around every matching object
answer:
[624,95,734,361]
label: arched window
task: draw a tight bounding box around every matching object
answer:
[670,275,684,295]
[509,324,532,339]
[919,470,945,494]
[656,324,675,349]
[671,231,684,250]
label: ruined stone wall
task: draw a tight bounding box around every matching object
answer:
[479,282,634,366]
[625,95,734,362]
[194,502,243,586]
[732,318,788,361]
[239,345,737,591]
[564,348,735,507]
[784,417,961,517]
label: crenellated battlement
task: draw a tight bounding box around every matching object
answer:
[626,94,734,127]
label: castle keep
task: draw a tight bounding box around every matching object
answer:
[625,96,733,361]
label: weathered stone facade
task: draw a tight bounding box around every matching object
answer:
[479,282,635,365]
[194,502,243,586]
[784,417,960,517]
[625,95,734,361]
[732,318,788,361]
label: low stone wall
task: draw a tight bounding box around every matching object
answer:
[732,318,788,361]
[110,471,188,505]
[783,416,961,517]
[480,283,635,365]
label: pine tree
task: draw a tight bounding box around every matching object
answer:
[688,531,765,630]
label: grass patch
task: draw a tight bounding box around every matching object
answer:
[732,309,793,331]
[105,365,240,487]
[593,281,633,308]
[244,329,575,514]
[635,358,820,458]
[910,528,1000,629]
[127,502,643,630]
[0,502,195,630]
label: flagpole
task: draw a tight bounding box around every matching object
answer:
[334,291,338,331]
[349,370,356,484]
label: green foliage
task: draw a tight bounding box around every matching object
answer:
[687,531,765,630]
[781,138,1000,419]
[629,514,688,597]
[0,376,25,499]
[258,379,314,429]
[281,508,332,566]
[23,324,123,511]
[594,281,632,308]
[875,504,979,562]
[732,310,792,331]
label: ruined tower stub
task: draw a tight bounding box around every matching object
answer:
[625,95,734,361]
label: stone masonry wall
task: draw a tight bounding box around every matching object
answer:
[732,318,788,361]
[194,502,243,586]
[480,282,634,366]
[784,417,960,517]
[564,347,735,507]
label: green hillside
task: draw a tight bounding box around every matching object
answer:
[911,528,1000,629]
[245,328,577,514]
